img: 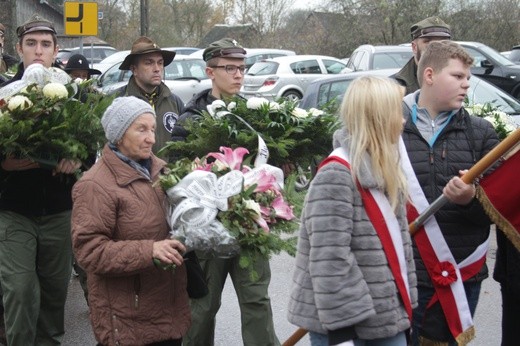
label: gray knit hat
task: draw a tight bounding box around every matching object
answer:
[101,96,155,144]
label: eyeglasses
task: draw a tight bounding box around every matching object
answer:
[210,65,246,74]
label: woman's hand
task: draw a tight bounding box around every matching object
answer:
[153,239,186,267]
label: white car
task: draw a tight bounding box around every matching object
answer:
[189,47,296,69]
[96,55,211,103]
[92,50,130,74]
[241,55,346,101]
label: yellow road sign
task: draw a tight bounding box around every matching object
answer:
[64,2,98,36]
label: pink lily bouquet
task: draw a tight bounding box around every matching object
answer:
[158,146,298,280]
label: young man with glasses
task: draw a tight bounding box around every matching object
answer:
[172,38,248,141]
[177,38,281,346]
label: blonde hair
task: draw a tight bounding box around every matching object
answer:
[339,76,407,211]
[417,40,474,86]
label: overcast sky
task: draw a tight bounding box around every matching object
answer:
[291,0,323,10]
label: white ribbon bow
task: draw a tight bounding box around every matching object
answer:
[167,169,244,229]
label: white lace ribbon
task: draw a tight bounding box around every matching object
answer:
[166,169,244,256]
[0,63,75,100]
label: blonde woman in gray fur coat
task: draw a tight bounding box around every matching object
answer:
[288,76,418,346]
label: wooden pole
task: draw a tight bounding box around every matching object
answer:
[283,128,520,346]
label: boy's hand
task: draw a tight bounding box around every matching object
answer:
[443,170,475,205]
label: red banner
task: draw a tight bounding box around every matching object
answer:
[477,148,520,250]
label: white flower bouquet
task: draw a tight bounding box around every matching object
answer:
[465,102,517,140]
[0,64,112,168]
[160,96,340,171]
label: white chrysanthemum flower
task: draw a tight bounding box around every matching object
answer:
[483,116,496,125]
[74,77,85,84]
[309,108,324,116]
[292,107,308,118]
[227,101,237,111]
[247,97,270,110]
[207,100,226,116]
[268,102,281,111]
[211,99,226,110]
[7,95,33,111]
[466,104,484,116]
[244,199,262,216]
[42,83,68,99]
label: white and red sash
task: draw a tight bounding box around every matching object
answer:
[321,148,413,321]
[399,138,489,345]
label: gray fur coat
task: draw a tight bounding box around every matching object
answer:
[287,130,417,340]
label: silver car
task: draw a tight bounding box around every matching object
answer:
[241,55,346,101]
[96,55,211,103]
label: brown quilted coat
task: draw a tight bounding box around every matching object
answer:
[71,144,190,346]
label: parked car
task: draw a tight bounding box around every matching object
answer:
[92,50,130,74]
[501,51,512,59]
[300,69,520,126]
[456,41,520,99]
[300,69,400,110]
[96,55,211,103]
[241,55,346,101]
[164,47,200,55]
[56,46,117,68]
[243,48,296,69]
[94,47,200,75]
[55,49,73,68]
[189,47,296,69]
[509,45,520,63]
[344,45,413,72]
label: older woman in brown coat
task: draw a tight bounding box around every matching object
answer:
[71,96,190,346]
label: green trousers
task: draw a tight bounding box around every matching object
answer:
[184,255,280,346]
[0,210,72,346]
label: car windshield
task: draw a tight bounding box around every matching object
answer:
[165,59,208,80]
[99,58,208,88]
[373,51,413,69]
[468,76,520,115]
[98,50,130,65]
[246,61,278,75]
[317,79,353,108]
[478,44,516,66]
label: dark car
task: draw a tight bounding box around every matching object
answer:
[457,41,520,99]
[344,45,413,72]
[300,69,520,126]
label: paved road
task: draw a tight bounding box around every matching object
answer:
[62,230,502,345]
